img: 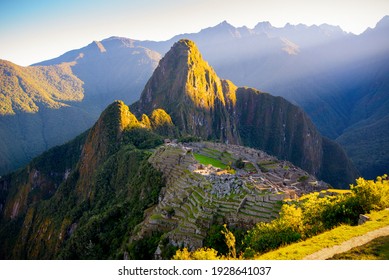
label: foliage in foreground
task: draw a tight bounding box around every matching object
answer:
[173,174,389,260]
[173,225,240,260]
[257,209,389,260]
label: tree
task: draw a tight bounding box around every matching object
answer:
[221,224,236,259]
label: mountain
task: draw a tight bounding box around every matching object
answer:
[0,101,327,260]
[1,17,388,179]
[132,39,358,187]
[0,60,95,174]
[0,101,166,259]
[35,37,161,107]
[332,17,389,178]
[0,40,357,259]
[153,18,388,179]
[172,19,389,179]
[0,39,160,176]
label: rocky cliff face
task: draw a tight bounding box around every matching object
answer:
[133,39,358,187]
[133,39,239,144]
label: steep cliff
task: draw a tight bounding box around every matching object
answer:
[133,39,358,187]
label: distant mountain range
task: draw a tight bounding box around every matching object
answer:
[0,16,388,179]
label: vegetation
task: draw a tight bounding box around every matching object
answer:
[234,158,245,169]
[173,225,239,260]
[0,60,84,115]
[351,174,389,213]
[257,210,389,260]
[193,153,227,169]
[122,127,163,149]
[56,128,166,259]
[329,235,389,260]
[127,232,163,260]
[150,108,176,136]
[0,119,166,259]
[173,174,389,260]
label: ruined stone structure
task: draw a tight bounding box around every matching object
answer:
[133,142,328,252]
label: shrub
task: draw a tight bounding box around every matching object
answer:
[235,158,245,169]
[243,220,301,254]
[173,247,220,260]
[351,175,389,213]
[279,204,304,233]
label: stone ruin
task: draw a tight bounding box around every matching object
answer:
[131,141,329,256]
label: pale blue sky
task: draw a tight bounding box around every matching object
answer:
[1,0,388,66]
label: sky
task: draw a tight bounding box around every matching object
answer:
[1,0,389,66]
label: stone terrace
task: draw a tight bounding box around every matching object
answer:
[134,142,328,251]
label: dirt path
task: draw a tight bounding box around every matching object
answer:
[303,225,389,260]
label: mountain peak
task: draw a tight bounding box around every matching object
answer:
[132,39,238,142]
[375,15,389,29]
[135,39,224,113]
[172,39,197,53]
[216,20,235,29]
[254,21,274,32]
[77,100,142,197]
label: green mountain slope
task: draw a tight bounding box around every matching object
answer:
[0,59,84,115]
[0,60,96,174]
[0,39,161,176]
[0,99,330,259]
[0,101,166,259]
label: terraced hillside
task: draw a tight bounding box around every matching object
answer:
[133,141,328,251]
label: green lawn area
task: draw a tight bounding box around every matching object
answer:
[255,209,389,260]
[193,153,227,169]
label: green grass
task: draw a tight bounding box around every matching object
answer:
[150,214,163,220]
[220,152,235,166]
[255,209,389,260]
[202,148,221,157]
[194,153,227,169]
[329,235,389,260]
[243,162,257,173]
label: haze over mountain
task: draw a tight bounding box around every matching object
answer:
[131,39,358,186]
[0,16,388,179]
[0,60,95,174]
[0,39,160,175]
[0,40,356,259]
